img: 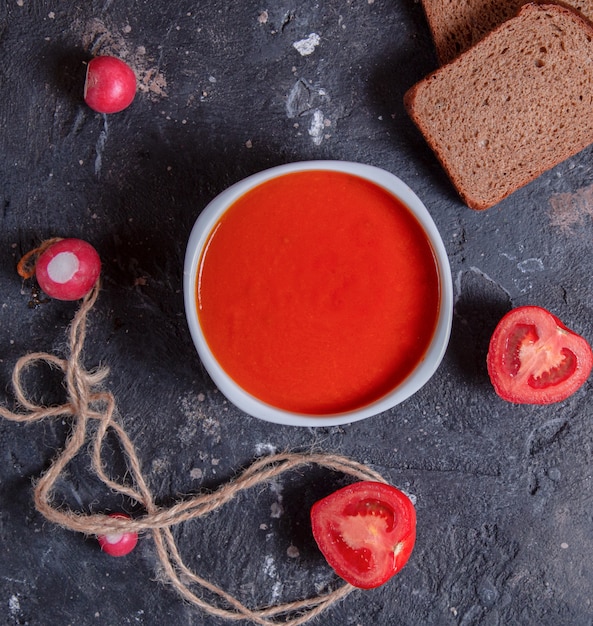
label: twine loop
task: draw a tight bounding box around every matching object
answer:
[0,279,389,625]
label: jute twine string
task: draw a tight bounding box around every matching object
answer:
[0,278,390,625]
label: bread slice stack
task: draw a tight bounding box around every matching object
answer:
[420,0,593,64]
[405,3,593,210]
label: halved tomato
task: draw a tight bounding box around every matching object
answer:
[487,305,593,404]
[310,481,416,589]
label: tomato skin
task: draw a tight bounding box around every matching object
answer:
[487,306,593,404]
[310,481,416,589]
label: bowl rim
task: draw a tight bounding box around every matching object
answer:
[183,160,453,427]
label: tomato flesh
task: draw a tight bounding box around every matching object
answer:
[487,306,593,404]
[310,481,416,589]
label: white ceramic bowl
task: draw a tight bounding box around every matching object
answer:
[184,161,453,427]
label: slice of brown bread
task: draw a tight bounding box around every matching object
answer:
[404,3,593,210]
[421,0,593,64]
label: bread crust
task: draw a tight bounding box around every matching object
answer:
[405,3,593,210]
[421,0,593,64]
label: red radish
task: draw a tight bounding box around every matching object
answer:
[97,513,138,557]
[84,56,136,114]
[35,238,101,301]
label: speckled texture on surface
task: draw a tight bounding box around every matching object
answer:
[2,2,593,625]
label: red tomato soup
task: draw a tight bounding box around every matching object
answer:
[196,170,440,414]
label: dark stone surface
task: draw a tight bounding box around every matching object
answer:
[2,1,593,625]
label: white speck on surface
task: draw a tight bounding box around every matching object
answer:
[263,555,277,578]
[308,109,325,145]
[122,24,132,33]
[314,580,329,594]
[48,11,55,18]
[255,443,277,457]
[16,0,24,6]
[270,501,284,518]
[561,542,569,549]
[151,458,168,474]
[517,258,544,273]
[9,595,20,615]
[190,467,203,480]
[258,10,268,24]
[454,266,512,307]
[513,276,533,295]
[94,115,109,178]
[178,392,221,440]
[271,580,283,601]
[245,139,253,148]
[269,477,284,518]
[293,33,320,56]
[287,545,300,558]
[286,79,312,118]
[269,476,282,494]
[262,556,283,602]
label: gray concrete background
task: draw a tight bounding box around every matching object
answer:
[2,2,593,625]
